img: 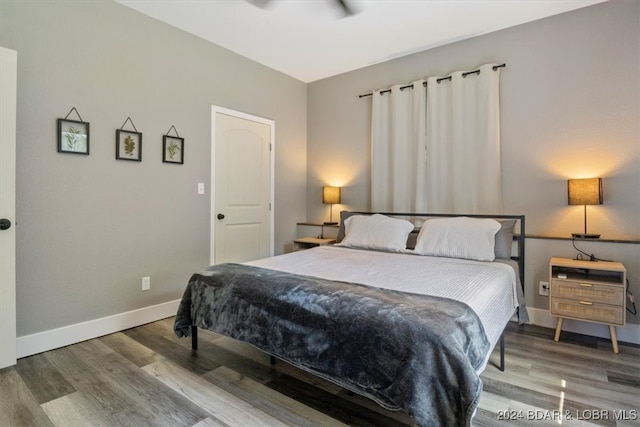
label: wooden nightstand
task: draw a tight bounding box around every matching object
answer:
[549,257,627,353]
[293,237,336,251]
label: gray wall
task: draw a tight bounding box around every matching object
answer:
[307,0,640,321]
[0,0,307,336]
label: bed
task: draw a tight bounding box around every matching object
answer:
[174,212,528,426]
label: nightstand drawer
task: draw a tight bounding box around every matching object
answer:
[550,297,624,325]
[550,280,624,305]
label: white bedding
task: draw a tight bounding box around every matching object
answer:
[247,245,519,371]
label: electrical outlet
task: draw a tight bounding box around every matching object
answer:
[142,276,151,291]
[539,281,549,296]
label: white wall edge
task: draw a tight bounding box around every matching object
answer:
[526,306,640,346]
[16,299,181,359]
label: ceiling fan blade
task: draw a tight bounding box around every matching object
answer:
[247,0,357,17]
[247,0,271,8]
[336,0,354,16]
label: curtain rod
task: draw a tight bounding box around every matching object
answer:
[358,63,506,98]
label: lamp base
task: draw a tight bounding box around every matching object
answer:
[323,221,338,225]
[571,233,601,239]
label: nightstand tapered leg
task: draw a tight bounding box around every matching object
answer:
[554,318,563,342]
[609,325,619,354]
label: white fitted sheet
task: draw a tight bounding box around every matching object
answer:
[247,245,518,371]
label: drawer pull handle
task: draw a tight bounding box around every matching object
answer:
[579,283,593,287]
[579,301,593,305]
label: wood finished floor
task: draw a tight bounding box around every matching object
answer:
[1,318,638,427]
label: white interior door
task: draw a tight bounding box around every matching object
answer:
[211,107,274,265]
[0,46,17,369]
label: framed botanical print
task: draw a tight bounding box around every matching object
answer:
[163,135,184,164]
[116,129,142,162]
[58,118,90,155]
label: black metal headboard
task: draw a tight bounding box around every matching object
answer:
[346,212,526,289]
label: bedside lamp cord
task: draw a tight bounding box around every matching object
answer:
[572,239,612,262]
[627,279,637,315]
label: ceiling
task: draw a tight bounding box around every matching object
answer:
[116,0,605,83]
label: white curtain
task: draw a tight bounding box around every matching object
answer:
[371,63,502,214]
[371,80,427,212]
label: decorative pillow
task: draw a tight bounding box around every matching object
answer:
[413,217,501,261]
[336,214,415,252]
[494,219,516,259]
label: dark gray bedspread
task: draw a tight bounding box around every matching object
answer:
[174,263,490,426]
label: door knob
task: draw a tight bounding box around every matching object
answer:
[217,213,225,220]
[0,218,11,230]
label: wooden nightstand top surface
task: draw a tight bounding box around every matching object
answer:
[549,257,625,273]
[294,237,336,245]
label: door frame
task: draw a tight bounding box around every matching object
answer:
[210,105,275,265]
[0,46,17,369]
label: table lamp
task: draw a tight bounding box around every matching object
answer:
[322,186,341,225]
[567,178,602,239]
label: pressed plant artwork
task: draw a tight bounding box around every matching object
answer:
[57,118,90,155]
[163,135,184,164]
[167,141,180,158]
[124,135,136,156]
[116,129,142,161]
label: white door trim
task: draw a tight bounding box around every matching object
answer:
[210,105,275,265]
[0,46,17,368]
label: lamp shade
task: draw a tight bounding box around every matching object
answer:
[568,178,602,206]
[322,186,341,205]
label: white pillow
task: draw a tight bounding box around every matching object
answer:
[336,214,414,252]
[413,217,501,261]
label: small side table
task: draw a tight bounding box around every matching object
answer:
[549,257,626,353]
[293,237,336,251]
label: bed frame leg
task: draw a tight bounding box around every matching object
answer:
[499,332,505,372]
[191,325,198,350]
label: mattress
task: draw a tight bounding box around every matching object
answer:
[246,245,522,370]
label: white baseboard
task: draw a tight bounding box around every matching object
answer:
[16,299,181,359]
[15,302,638,360]
[526,307,640,346]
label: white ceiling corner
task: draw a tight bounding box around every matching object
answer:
[116,0,606,83]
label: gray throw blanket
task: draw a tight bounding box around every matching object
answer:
[174,263,490,426]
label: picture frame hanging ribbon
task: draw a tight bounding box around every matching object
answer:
[119,116,139,132]
[63,107,84,122]
[165,125,180,138]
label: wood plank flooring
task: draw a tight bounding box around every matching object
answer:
[1,318,638,426]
